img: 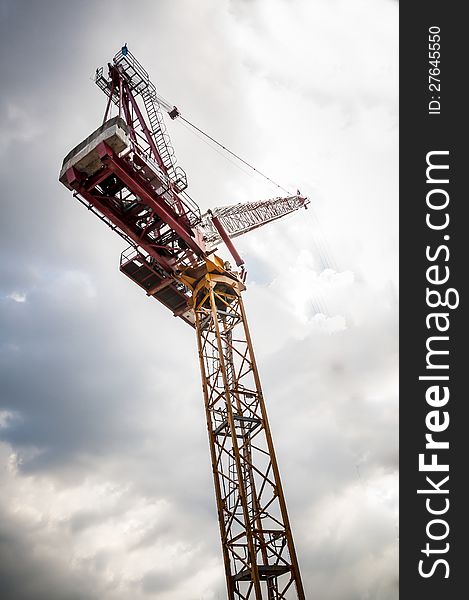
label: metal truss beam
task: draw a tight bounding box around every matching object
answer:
[194,270,305,600]
[201,196,310,248]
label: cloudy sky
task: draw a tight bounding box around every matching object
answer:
[0,1,398,598]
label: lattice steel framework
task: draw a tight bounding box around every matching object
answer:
[96,47,188,191]
[193,267,305,600]
[60,47,308,599]
[201,196,309,247]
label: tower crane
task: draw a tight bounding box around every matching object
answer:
[59,47,308,600]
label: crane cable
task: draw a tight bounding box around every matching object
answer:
[177,118,261,182]
[178,115,293,196]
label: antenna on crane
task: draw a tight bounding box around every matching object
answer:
[59,46,308,599]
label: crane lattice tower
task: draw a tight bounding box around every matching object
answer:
[59,47,308,600]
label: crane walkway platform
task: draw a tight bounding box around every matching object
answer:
[233,565,291,582]
[120,247,195,327]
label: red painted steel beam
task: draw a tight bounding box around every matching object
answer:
[83,165,115,192]
[95,142,204,257]
[124,78,167,173]
[210,213,244,267]
[66,167,177,274]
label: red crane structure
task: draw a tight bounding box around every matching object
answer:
[59,47,308,600]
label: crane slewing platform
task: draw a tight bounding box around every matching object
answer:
[59,46,308,599]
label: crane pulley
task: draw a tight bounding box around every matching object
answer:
[59,46,307,599]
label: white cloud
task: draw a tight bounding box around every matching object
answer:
[0,103,43,155]
[0,1,397,598]
[7,291,27,303]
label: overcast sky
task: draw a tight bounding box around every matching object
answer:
[0,1,398,598]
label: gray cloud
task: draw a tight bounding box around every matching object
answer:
[0,0,397,598]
